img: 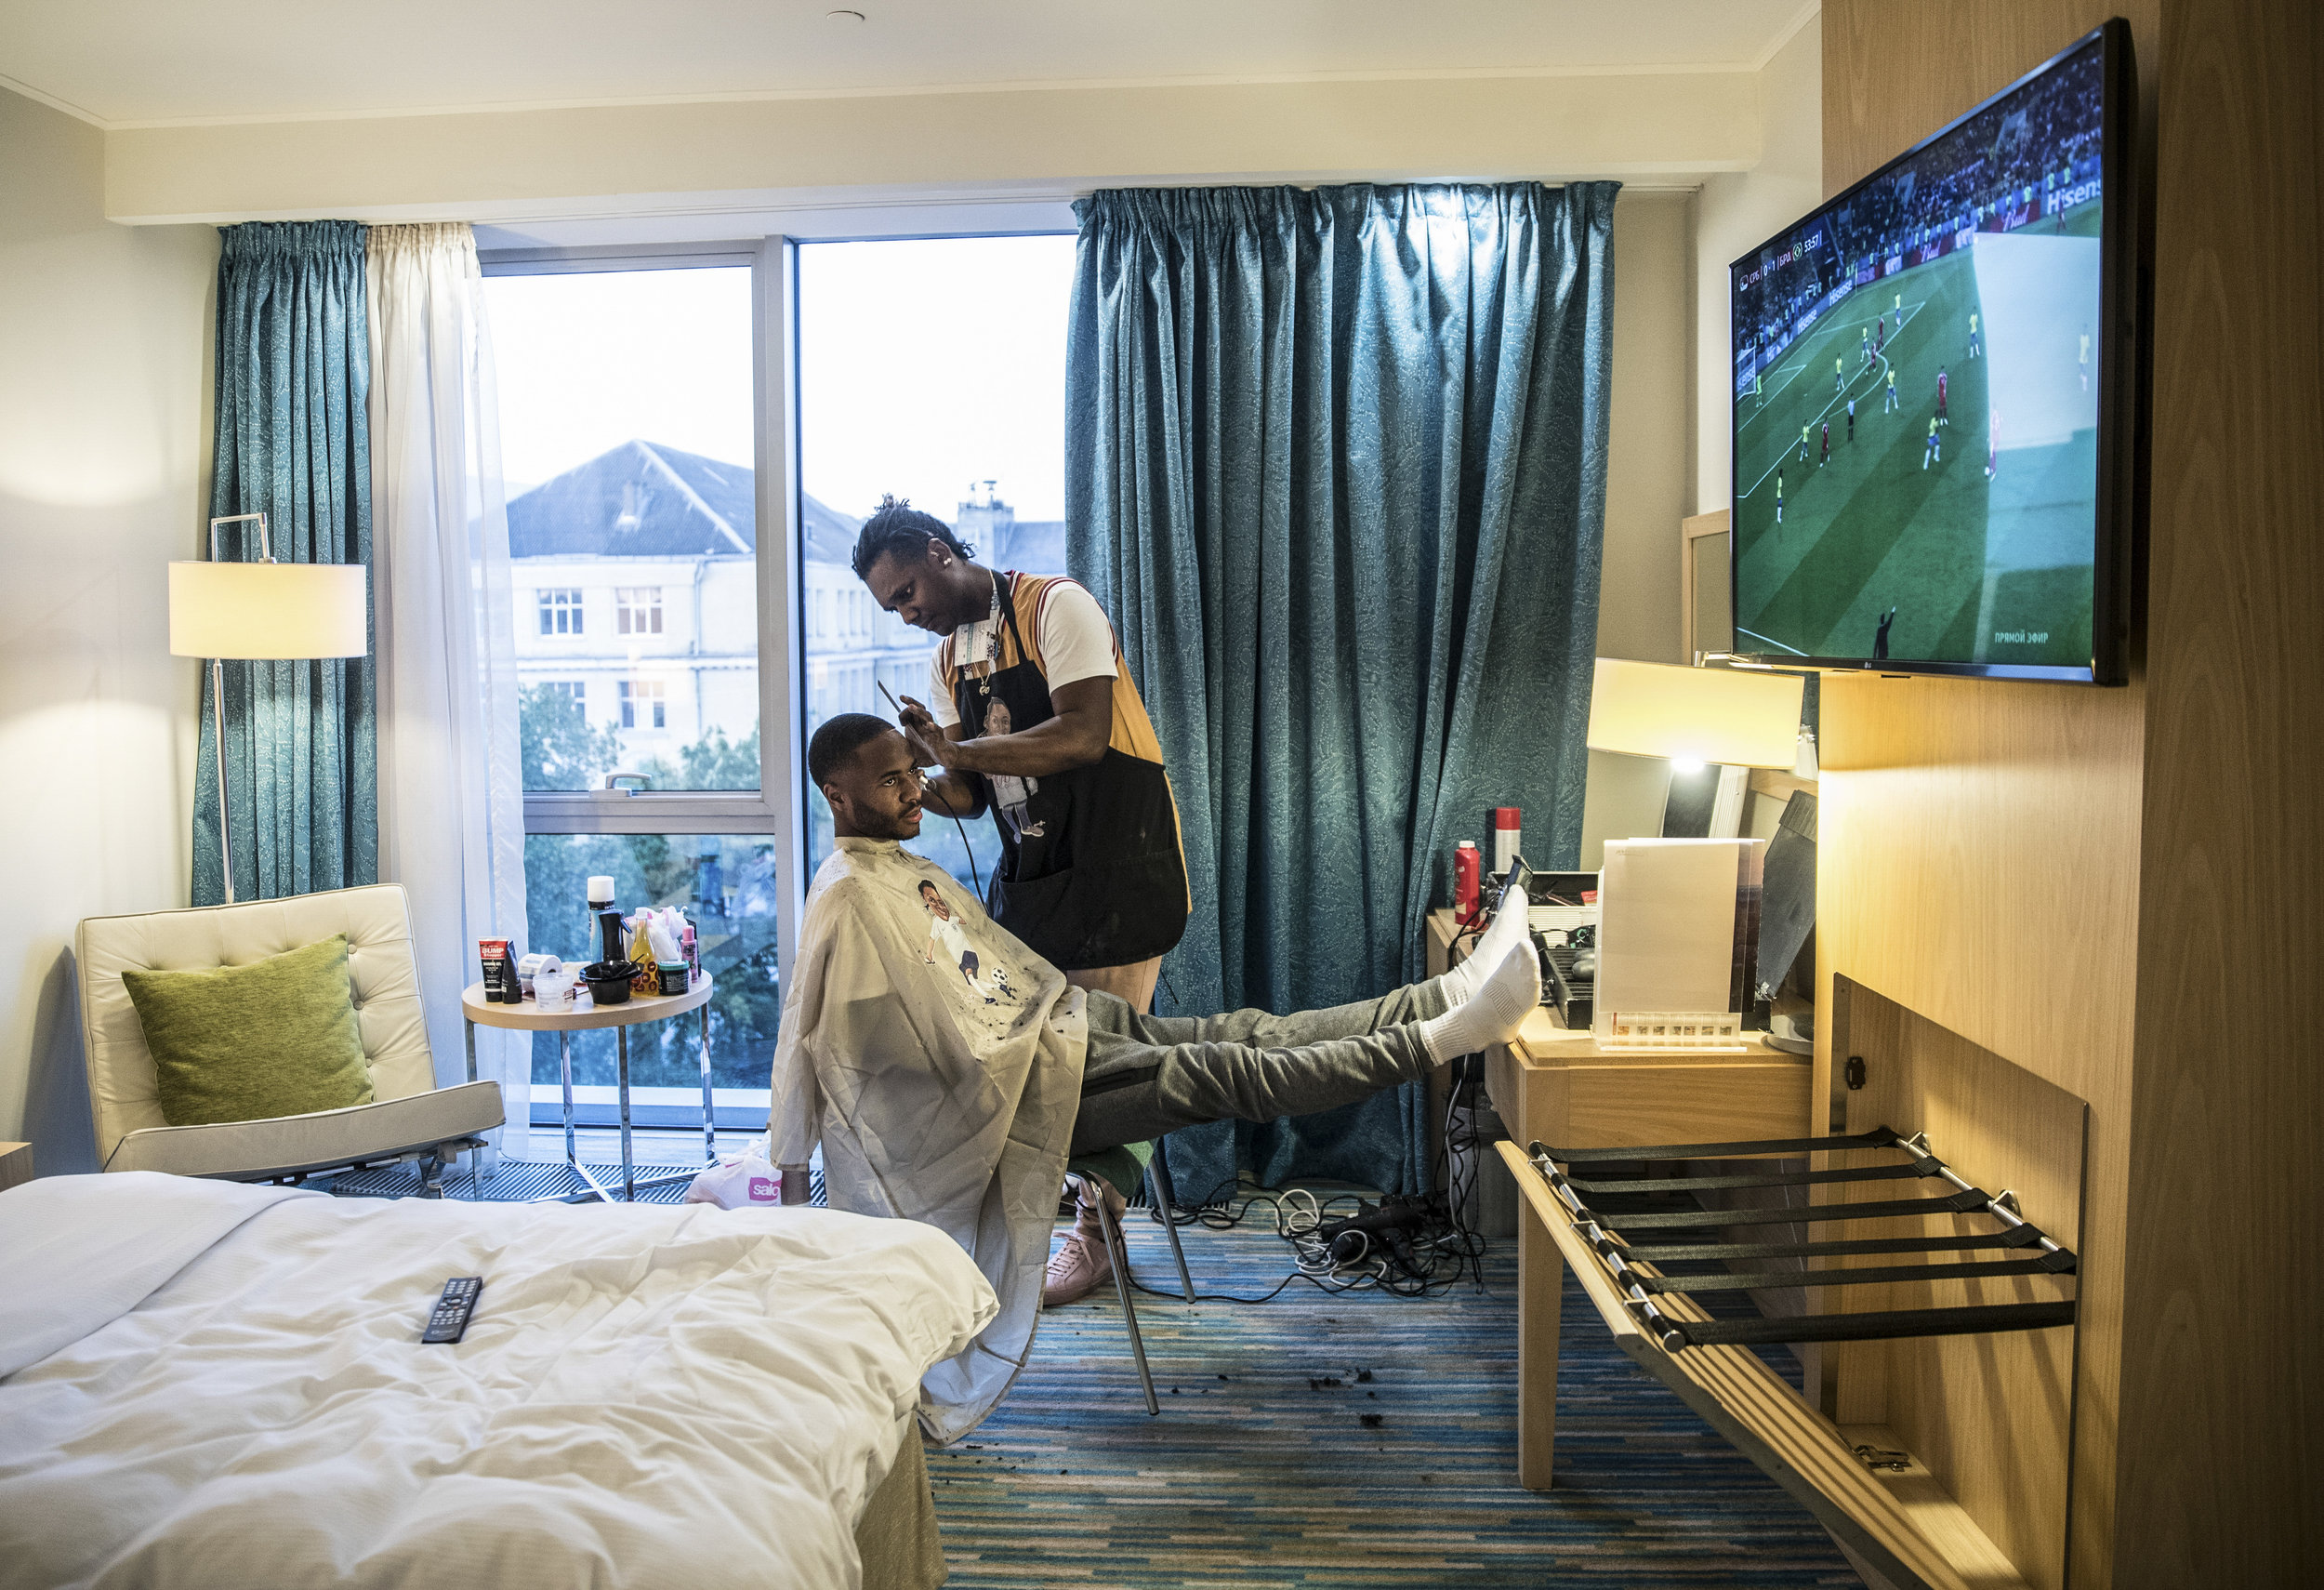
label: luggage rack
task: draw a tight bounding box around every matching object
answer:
[1525,1126,2079,1353]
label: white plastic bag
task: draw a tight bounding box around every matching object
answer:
[683,1152,784,1209]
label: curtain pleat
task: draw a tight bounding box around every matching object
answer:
[196,220,376,906]
[1065,182,1618,1196]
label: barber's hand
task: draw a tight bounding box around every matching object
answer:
[896,696,951,768]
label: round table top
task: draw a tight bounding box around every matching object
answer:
[460,973,715,1031]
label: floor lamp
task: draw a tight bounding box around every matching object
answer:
[169,513,369,904]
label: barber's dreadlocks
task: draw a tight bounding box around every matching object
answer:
[851,493,974,579]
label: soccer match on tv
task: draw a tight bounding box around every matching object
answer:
[1730,37,2106,671]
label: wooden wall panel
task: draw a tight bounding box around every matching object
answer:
[1820,1,2321,1583]
[1831,982,2088,1590]
[1816,7,2159,1587]
[1816,670,2143,1590]
[2115,1,2324,1583]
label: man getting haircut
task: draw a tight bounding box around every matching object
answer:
[772,715,1539,1441]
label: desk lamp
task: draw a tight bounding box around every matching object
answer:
[1585,657,1804,834]
[169,513,369,903]
[1585,657,1809,1050]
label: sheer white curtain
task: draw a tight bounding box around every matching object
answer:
[366,223,531,1161]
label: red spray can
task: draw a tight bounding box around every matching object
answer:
[1454,841,1482,922]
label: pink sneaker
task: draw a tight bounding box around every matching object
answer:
[1042,1175,1125,1307]
[1042,1229,1113,1306]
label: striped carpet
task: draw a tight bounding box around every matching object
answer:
[930,1209,1866,1589]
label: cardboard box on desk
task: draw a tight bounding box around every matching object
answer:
[1592,838,1763,1051]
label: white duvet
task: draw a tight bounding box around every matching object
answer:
[0,1173,996,1590]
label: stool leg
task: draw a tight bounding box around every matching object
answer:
[699,1003,717,1165]
[1148,1150,1196,1303]
[1095,1191,1159,1416]
[617,1026,635,1201]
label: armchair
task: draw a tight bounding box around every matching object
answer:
[75,884,501,1195]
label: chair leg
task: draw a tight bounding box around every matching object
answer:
[418,1148,447,1200]
[1147,1151,1197,1304]
[1093,1186,1160,1416]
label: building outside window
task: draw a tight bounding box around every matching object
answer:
[616,587,664,635]
[542,680,586,716]
[537,588,584,635]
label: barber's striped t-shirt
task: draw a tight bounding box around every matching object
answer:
[929,574,1169,770]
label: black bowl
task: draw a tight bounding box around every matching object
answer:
[581,962,633,1005]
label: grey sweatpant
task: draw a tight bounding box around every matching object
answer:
[1068,979,1451,1159]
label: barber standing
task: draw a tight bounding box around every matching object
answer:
[851,496,1188,1012]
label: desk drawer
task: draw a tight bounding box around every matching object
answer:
[1569,1061,1812,1147]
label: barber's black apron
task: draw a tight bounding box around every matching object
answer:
[951,575,1189,972]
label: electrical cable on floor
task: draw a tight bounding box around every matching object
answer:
[1126,1157,1492,1304]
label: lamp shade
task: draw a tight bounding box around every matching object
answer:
[1586,657,1803,768]
[168,562,369,659]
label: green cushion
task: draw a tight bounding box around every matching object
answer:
[122,934,376,1127]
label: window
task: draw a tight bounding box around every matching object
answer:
[616,587,664,635]
[488,252,774,1118]
[493,262,758,793]
[537,589,584,635]
[619,678,667,730]
[797,235,1077,894]
[486,233,1076,1126]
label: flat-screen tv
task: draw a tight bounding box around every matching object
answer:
[1729,20,2137,684]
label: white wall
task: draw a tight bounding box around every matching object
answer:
[0,86,218,1172]
[104,73,1759,227]
[1578,187,1696,868]
[1695,18,1823,513]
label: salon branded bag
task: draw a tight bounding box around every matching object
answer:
[683,1153,784,1209]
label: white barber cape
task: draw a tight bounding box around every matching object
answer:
[768,836,1087,1442]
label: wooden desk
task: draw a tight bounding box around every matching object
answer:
[1492,1009,1812,1489]
[0,1142,31,1191]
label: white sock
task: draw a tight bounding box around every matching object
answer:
[1419,934,1541,1064]
[1440,889,1535,1006]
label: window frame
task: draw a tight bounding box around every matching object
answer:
[537,587,584,635]
[482,239,807,993]
[615,586,665,636]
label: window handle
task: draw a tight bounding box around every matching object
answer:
[601,772,653,797]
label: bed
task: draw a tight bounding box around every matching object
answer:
[0,1173,995,1590]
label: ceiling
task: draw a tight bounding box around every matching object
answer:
[2,0,1816,128]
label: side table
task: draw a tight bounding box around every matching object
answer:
[462,974,717,1202]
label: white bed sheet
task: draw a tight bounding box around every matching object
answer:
[0,1173,995,1590]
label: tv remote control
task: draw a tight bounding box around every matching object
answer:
[421,1276,483,1344]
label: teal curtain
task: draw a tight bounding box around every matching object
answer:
[194,221,376,906]
[1065,182,1617,1196]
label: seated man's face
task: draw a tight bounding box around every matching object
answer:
[824,727,926,841]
